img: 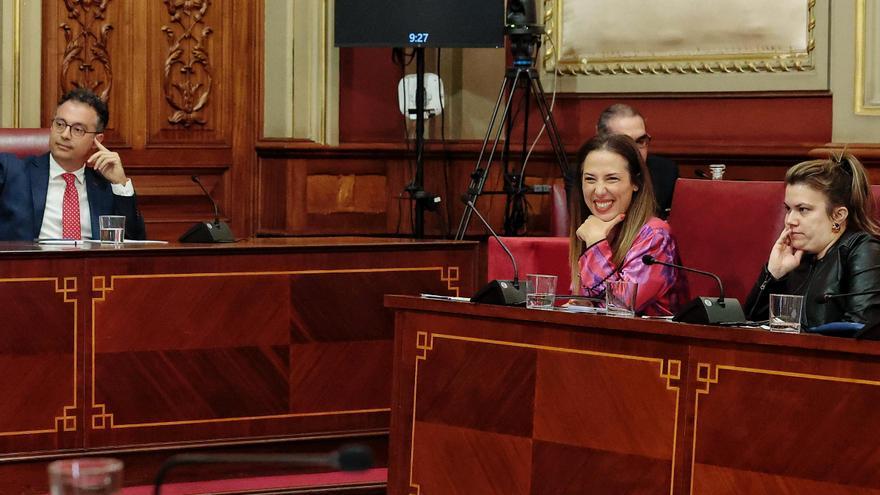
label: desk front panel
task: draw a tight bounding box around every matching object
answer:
[688,344,880,494]
[0,258,84,456]
[0,240,478,458]
[387,297,880,495]
[390,308,688,495]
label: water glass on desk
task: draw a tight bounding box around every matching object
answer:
[769,294,803,333]
[48,458,123,494]
[605,280,638,317]
[526,274,557,309]
[98,215,125,246]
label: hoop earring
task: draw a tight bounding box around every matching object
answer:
[832,222,841,233]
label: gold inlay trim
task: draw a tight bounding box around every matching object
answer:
[90,266,458,429]
[409,332,680,495]
[0,277,78,436]
[689,362,880,495]
[855,0,880,115]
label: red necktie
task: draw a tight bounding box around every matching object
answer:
[61,173,81,240]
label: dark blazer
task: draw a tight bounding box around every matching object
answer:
[0,152,146,241]
[646,154,678,219]
[744,229,880,329]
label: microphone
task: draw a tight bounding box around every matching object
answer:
[179,175,235,243]
[153,444,374,495]
[642,255,726,304]
[815,288,880,304]
[641,255,745,325]
[465,199,526,306]
[192,175,221,224]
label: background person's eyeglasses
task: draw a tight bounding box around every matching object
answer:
[52,118,100,139]
[634,134,652,148]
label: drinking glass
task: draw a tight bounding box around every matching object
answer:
[526,274,557,309]
[98,215,125,246]
[769,294,803,333]
[48,458,123,494]
[605,280,639,317]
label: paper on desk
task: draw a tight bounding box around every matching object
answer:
[82,239,169,245]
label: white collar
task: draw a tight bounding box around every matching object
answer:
[49,154,86,184]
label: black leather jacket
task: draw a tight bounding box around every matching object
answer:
[745,229,880,329]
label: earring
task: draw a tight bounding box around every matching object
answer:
[832,222,841,233]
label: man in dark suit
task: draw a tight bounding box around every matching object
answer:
[597,104,679,218]
[0,88,145,241]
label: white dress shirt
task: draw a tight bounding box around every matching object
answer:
[38,155,134,239]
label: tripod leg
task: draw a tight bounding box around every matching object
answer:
[529,74,572,189]
[454,70,525,239]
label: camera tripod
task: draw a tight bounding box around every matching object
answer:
[454,59,571,239]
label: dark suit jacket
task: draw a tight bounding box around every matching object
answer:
[646,154,678,219]
[0,152,146,240]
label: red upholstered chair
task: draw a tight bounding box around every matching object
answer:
[549,181,569,237]
[0,128,51,158]
[667,179,786,303]
[487,236,572,294]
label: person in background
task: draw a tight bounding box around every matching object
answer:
[569,134,688,316]
[745,154,880,329]
[0,87,145,241]
[597,103,678,218]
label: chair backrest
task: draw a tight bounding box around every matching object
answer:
[549,181,569,237]
[490,180,880,303]
[667,179,786,302]
[0,128,51,158]
[487,236,572,294]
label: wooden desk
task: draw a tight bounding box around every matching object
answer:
[0,238,477,492]
[386,296,880,495]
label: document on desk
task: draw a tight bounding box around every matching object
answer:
[420,293,472,303]
[82,239,169,245]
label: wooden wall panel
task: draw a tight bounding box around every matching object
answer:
[145,0,230,146]
[42,0,136,148]
[256,141,846,237]
[41,0,256,241]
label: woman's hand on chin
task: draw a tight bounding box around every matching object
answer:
[577,213,626,246]
[768,227,803,279]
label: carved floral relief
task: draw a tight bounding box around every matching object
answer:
[160,0,214,127]
[60,0,114,101]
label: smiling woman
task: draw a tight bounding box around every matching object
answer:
[568,134,688,316]
[745,155,880,329]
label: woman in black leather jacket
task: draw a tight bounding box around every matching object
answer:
[745,154,880,329]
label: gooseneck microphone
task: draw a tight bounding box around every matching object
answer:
[641,255,746,325]
[465,199,526,306]
[153,444,374,495]
[468,200,519,288]
[192,175,222,225]
[815,288,880,305]
[642,255,726,305]
[178,175,235,243]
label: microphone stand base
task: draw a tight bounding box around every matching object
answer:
[672,297,745,325]
[471,280,527,306]
[179,220,235,243]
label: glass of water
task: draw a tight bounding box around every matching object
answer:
[98,215,125,246]
[526,274,557,309]
[48,458,123,494]
[605,280,639,317]
[769,294,803,333]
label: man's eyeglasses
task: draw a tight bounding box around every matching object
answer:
[634,134,652,148]
[52,118,100,139]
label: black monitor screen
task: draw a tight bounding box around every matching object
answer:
[335,0,505,48]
